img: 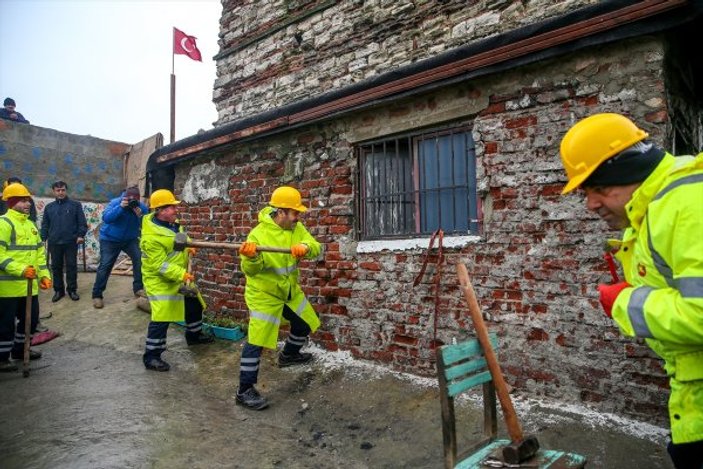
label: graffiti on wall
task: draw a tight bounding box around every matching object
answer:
[34,197,106,269]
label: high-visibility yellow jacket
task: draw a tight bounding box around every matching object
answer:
[240,206,321,349]
[140,213,204,322]
[611,152,703,444]
[0,209,50,297]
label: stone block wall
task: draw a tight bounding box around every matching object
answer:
[0,121,127,201]
[214,0,599,123]
[175,37,672,424]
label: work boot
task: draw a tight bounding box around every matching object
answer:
[186,332,214,346]
[144,356,170,372]
[52,291,65,302]
[278,351,313,368]
[93,298,104,309]
[134,289,146,298]
[0,360,18,372]
[236,386,269,410]
[11,349,42,360]
[68,291,80,301]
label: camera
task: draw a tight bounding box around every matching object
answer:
[128,199,140,209]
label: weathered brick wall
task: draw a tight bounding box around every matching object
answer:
[214,0,599,123]
[179,37,671,424]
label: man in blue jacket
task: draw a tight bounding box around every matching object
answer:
[40,181,87,302]
[91,186,148,308]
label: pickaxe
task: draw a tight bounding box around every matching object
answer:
[173,232,292,254]
[456,263,540,464]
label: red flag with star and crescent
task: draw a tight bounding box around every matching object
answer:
[173,27,202,62]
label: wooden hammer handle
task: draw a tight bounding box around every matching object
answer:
[456,263,524,443]
[187,240,291,254]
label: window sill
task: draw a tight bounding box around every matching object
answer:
[356,235,482,253]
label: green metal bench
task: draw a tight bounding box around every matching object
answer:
[436,334,587,468]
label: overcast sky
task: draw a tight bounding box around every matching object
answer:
[0,0,221,144]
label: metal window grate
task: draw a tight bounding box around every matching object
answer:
[356,126,479,240]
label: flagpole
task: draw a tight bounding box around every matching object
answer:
[170,27,176,144]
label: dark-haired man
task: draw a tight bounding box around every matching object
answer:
[40,181,87,302]
[0,97,30,124]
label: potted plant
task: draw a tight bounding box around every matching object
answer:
[202,312,246,341]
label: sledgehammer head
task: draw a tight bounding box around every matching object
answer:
[502,435,540,464]
[174,232,188,252]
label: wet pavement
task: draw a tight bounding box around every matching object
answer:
[1,273,675,468]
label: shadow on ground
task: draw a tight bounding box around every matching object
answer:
[0,274,673,468]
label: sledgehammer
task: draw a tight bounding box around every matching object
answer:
[173,232,291,254]
[456,263,540,464]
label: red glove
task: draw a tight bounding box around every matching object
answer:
[597,282,630,318]
[291,243,309,259]
[239,242,258,258]
[40,278,53,290]
[183,272,195,283]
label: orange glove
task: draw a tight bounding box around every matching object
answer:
[183,272,195,283]
[239,242,258,258]
[597,282,631,318]
[23,266,37,279]
[186,247,197,256]
[39,278,53,290]
[291,243,309,259]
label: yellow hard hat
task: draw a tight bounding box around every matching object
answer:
[270,186,307,212]
[2,183,32,200]
[149,189,180,209]
[559,113,649,194]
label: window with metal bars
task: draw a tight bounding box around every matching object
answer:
[356,126,479,240]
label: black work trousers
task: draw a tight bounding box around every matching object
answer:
[239,304,311,387]
[668,439,703,469]
[143,297,204,361]
[49,243,78,293]
[0,296,39,361]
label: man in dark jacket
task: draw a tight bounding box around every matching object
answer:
[0,98,30,124]
[1,177,37,222]
[40,181,88,302]
[91,187,148,308]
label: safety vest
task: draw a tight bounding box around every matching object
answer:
[0,209,50,297]
[140,213,204,322]
[611,152,703,444]
[240,206,321,349]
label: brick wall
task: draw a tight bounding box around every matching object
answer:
[214,0,599,123]
[175,37,673,424]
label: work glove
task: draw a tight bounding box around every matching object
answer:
[183,272,195,283]
[597,282,630,318]
[22,266,37,279]
[39,278,53,290]
[186,247,197,256]
[239,242,258,258]
[291,243,309,259]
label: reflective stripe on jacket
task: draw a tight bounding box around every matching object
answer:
[0,209,50,297]
[611,152,703,444]
[240,206,321,349]
[140,213,203,322]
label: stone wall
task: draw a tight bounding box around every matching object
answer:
[0,121,127,201]
[214,0,599,123]
[175,37,671,424]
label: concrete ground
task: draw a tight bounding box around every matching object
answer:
[1,273,674,469]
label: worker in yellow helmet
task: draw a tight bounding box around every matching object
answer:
[236,186,322,410]
[560,113,703,468]
[140,189,214,371]
[0,183,52,372]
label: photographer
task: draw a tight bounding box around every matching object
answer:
[91,186,148,308]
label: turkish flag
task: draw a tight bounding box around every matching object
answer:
[173,27,202,62]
